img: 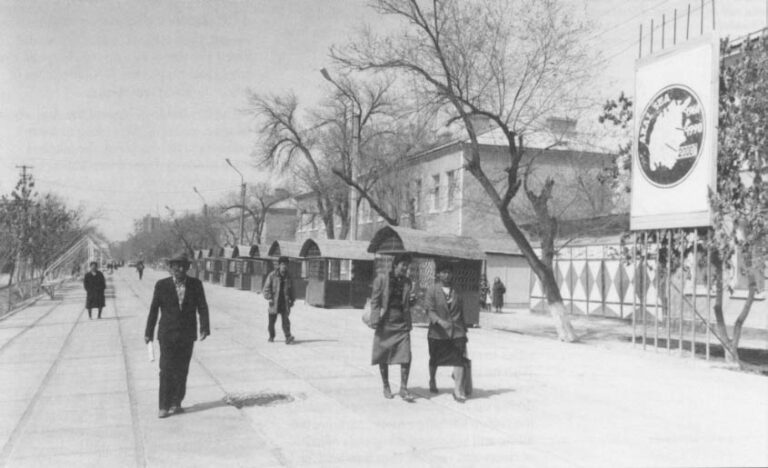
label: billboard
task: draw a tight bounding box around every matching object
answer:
[631,35,719,230]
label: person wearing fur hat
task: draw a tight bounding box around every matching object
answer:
[144,251,210,419]
[262,256,295,344]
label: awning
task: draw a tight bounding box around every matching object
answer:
[367,226,485,260]
[299,239,375,261]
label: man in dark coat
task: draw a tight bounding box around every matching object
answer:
[136,260,144,280]
[262,256,295,344]
[144,251,210,419]
[83,261,106,319]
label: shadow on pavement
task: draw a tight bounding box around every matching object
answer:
[410,386,515,401]
[287,339,338,345]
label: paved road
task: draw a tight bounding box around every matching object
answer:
[0,268,766,467]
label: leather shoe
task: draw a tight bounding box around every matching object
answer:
[158,409,170,418]
[399,389,415,402]
[268,337,275,343]
[452,391,466,403]
[382,386,394,399]
[285,336,295,344]
[429,380,438,394]
[169,406,184,415]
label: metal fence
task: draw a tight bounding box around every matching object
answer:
[530,229,727,359]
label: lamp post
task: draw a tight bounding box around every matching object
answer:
[225,158,246,245]
[320,68,360,240]
[193,187,208,217]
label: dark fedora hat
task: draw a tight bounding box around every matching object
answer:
[277,256,290,265]
[167,251,191,265]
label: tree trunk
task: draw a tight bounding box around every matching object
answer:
[712,260,740,365]
[495,207,578,342]
[731,271,757,363]
[539,267,579,342]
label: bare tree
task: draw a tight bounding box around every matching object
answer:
[221,183,292,244]
[333,0,598,341]
[246,93,341,238]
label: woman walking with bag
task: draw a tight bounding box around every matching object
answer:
[369,254,416,402]
[425,262,470,403]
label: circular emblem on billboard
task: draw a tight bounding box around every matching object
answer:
[637,85,704,187]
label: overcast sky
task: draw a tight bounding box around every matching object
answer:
[0,0,765,241]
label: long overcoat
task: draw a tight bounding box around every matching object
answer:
[83,271,106,309]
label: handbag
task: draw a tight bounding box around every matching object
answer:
[462,359,473,397]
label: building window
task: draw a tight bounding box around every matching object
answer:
[446,170,457,210]
[340,259,351,280]
[431,174,440,212]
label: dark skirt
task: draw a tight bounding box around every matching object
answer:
[428,337,468,367]
[371,307,411,365]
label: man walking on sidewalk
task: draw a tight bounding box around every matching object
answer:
[145,251,210,419]
[262,256,295,344]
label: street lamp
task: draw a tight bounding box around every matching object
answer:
[225,158,246,245]
[320,68,361,240]
[193,187,208,217]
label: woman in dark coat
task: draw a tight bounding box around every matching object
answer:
[491,277,506,313]
[83,261,106,319]
[425,262,469,402]
[370,253,416,402]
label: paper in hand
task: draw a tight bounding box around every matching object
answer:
[147,341,155,362]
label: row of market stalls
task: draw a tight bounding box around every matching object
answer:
[188,226,527,326]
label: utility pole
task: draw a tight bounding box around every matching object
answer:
[225,159,246,245]
[193,187,208,217]
[15,165,33,185]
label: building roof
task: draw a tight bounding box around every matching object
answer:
[219,247,236,258]
[475,238,523,256]
[233,244,262,258]
[267,240,303,258]
[367,226,485,260]
[299,239,375,261]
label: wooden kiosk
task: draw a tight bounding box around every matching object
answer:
[219,247,236,287]
[299,239,375,308]
[367,226,484,326]
[230,244,274,292]
[267,240,307,300]
[201,248,215,282]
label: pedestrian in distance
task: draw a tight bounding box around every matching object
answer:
[492,277,506,314]
[136,260,145,280]
[425,261,470,403]
[262,256,295,344]
[144,251,210,419]
[83,261,106,319]
[479,275,490,311]
[369,253,417,402]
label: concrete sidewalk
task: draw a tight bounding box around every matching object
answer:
[0,268,766,467]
